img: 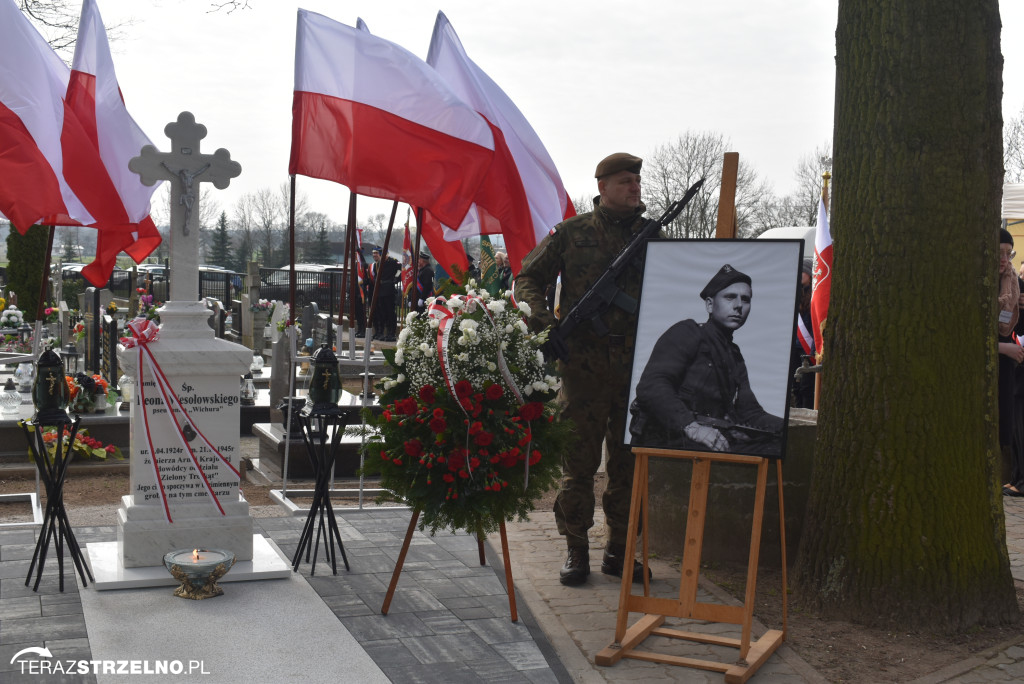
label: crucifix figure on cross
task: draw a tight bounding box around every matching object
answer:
[130,111,241,302]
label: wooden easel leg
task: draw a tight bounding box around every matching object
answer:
[498,520,518,622]
[381,508,420,615]
[776,459,788,636]
[739,459,769,659]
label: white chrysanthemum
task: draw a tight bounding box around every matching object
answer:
[396,374,406,384]
[398,328,411,343]
[536,350,545,365]
[500,341,509,350]
[428,318,439,329]
[448,295,463,310]
[457,335,469,346]
[459,319,478,333]
[394,349,404,365]
[504,324,513,334]
[487,300,505,314]
[405,311,418,325]
[418,342,430,353]
[524,385,534,396]
[487,362,497,371]
[458,352,469,362]
[532,380,548,392]
[517,301,532,316]
[516,320,529,334]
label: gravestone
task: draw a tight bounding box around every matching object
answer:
[312,313,331,349]
[115,112,254,568]
[300,301,319,345]
[268,300,287,345]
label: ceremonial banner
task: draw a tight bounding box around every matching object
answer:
[810,198,832,355]
[425,11,575,273]
[289,9,503,230]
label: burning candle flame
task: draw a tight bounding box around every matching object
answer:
[192,549,200,563]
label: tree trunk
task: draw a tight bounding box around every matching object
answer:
[794,1,1017,631]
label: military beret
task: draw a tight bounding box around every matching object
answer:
[700,264,752,300]
[595,152,642,179]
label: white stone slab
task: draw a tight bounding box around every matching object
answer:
[79,545,388,684]
[86,534,290,591]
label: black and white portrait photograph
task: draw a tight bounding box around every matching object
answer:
[625,239,803,459]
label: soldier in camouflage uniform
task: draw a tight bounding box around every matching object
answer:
[514,152,653,586]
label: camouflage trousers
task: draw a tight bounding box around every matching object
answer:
[554,340,637,549]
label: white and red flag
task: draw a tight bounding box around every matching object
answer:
[810,197,832,355]
[289,9,500,231]
[401,224,413,298]
[0,0,95,231]
[424,11,575,273]
[0,0,161,287]
[68,0,161,286]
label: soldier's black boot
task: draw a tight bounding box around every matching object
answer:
[601,545,652,583]
[559,546,590,586]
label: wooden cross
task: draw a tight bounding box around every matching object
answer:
[129,111,241,302]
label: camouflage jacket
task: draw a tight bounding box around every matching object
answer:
[514,199,651,348]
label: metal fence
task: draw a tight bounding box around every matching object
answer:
[257,268,361,319]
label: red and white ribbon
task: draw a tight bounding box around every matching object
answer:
[124,317,239,522]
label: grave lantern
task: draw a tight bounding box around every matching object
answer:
[240,372,257,406]
[18,322,31,344]
[308,344,341,410]
[20,347,93,591]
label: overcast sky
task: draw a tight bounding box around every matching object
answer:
[40,1,1024,227]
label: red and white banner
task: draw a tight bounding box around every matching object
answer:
[425,11,575,273]
[0,0,161,287]
[0,0,95,230]
[69,0,161,285]
[401,225,413,297]
[810,197,832,356]
[289,9,499,230]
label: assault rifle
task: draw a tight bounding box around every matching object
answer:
[545,178,705,361]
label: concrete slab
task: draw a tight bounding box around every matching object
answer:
[78,555,389,684]
[85,534,290,590]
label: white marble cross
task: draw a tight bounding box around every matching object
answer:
[130,111,241,302]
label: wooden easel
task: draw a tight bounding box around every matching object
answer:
[595,448,788,683]
[380,509,519,622]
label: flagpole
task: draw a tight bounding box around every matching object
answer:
[410,208,425,316]
[288,174,297,325]
[338,191,357,348]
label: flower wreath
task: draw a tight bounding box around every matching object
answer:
[363,282,574,536]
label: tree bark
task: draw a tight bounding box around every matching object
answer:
[794,1,1017,631]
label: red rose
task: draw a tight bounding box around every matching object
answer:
[419,385,436,404]
[443,473,455,483]
[518,402,544,421]
[485,384,504,401]
[469,457,480,469]
[382,410,392,422]
[429,417,447,433]
[404,439,423,458]
[468,421,483,434]
[433,407,445,419]
[454,380,473,398]
[396,398,418,415]
[448,448,468,471]
[529,450,542,465]
[473,431,494,447]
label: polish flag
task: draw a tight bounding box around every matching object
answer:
[0,0,95,231]
[810,197,832,356]
[289,9,500,231]
[68,0,161,286]
[424,11,575,273]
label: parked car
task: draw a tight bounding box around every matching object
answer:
[259,265,352,311]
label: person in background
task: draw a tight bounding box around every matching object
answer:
[495,251,513,292]
[997,230,1024,495]
[515,152,652,587]
[790,257,816,408]
[368,247,400,341]
[413,252,434,313]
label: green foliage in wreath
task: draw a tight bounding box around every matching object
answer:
[362,282,575,537]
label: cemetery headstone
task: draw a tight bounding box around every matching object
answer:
[117,112,252,568]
